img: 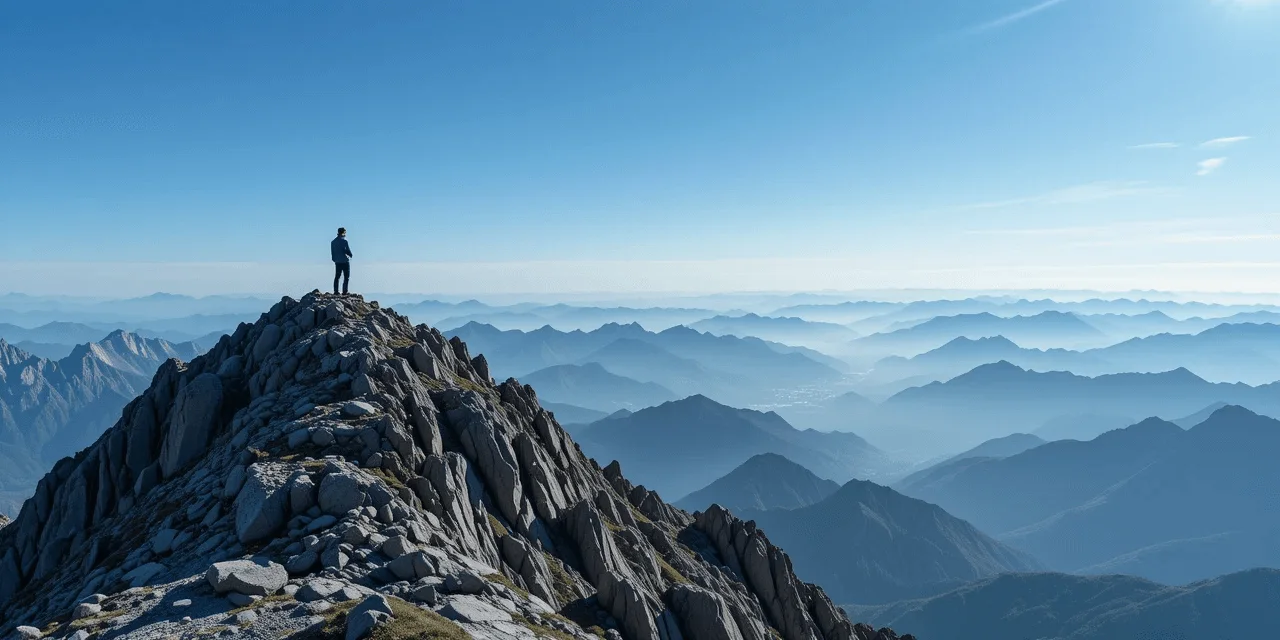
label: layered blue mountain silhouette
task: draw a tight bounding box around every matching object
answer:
[674,453,840,512]
[850,311,1109,359]
[897,406,1280,584]
[863,362,1280,457]
[739,478,1040,605]
[575,395,895,499]
[689,313,859,348]
[451,321,843,406]
[520,362,678,412]
[848,569,1280,640]
[863,322,1280,390]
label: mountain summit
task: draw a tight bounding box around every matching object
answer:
[0,293,906,640]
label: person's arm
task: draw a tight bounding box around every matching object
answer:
[345,239,352,258]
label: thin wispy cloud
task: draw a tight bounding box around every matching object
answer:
[957,181,1170,211]
[1157,233,1280,244]
[1214,0,1280,7]
[1128,142,1180,150]
[1201,136,1250,148]
[1076,232,1280,248]
[1197,157,1227,176]
[966,0,1070,34]
[965,225,1113,237]
[968,218,1209,239]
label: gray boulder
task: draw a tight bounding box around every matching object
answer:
[285,551,318,575]
[151,528,179,555]
[389,551,435,581]
[346,610,390,640]
[289,473,317,514]
[297,578,346,602]
[444,570,487,595]
[440,595,511,623]
[252,323,284,362]
[319,470,366,515]
[234,463,291,543]
[159,373,224,478]
[346,594,395,640]
[15,626,42,639]
[206,559,288,596]
[380,535,415,559]
[224,464,247,498]
[72,602,101,620]
[343,401,378,417]
[322,545,349,571]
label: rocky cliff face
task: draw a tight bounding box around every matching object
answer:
[0,293,910,640]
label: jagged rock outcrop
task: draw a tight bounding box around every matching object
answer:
[0,293,909,640]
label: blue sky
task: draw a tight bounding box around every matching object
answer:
[1,0,1278,295]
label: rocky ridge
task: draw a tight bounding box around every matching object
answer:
[0,293,911,640]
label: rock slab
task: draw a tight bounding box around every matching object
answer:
[206,559,288,596]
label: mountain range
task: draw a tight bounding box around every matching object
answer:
[395,298,719,332]
[449,321,844,407]
[576,395,898,499]
[689,313,859,349]
[0,331,204,515]
[520,362,678,412]
[897,405,1280,584]
[570,338,749,404]
[862,322,1280,391]
[0,316,236,358]
[848,569,1280,640]
[0,292,269,327]
[862,362,1280,458]
[849,311,1110,362]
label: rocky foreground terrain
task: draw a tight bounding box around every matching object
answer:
[0,292,910,640]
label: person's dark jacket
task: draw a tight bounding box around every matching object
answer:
[331,236,352,263]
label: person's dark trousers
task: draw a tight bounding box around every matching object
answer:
[334,262,350,294]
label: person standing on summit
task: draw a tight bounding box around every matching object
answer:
[331,227,352,294]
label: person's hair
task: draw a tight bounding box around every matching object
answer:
[337,227,346,235]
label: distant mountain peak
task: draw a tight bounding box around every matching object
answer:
[965,360,1026,375]
[939,335,1020,350]
[675,452,839,513]
[1189,404,1272,432]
